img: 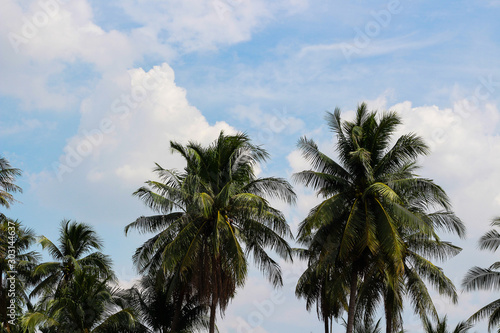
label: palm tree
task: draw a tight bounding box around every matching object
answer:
[31,220,114,298]
[294,104,460,333]
[121,271,208,332]
[125,131,296,333]
[295,246,347,333]
[422,315,472,333]
[342,317,382,333]
[0,156,22,210]
[462,216,500,331]
[357,223,463,333]
[0,216,39,332]
[23,270,137,333]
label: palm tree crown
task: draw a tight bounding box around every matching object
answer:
[23,270,137,333]
[423,315,472,333]
[0,216,39,331]
[31,220,114,298]
[0,156,22,210]
[462,216,500,331]
[125,131,296,333]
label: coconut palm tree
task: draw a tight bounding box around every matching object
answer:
[295,244,348,333]
[294,104,460,333]
[125,131,296,333]
[422,315,472,333]
[357,225,463,333]
[462,216,500,331]
[0,156,22,210]
[120,271,208,332]
[342,317,383,333]
[23,270,137,333]
[354,189,465,333]
[31,220,114,298]
[0,216,39,332]
[356,318,382,333]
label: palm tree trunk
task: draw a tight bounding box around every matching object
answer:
[385,309,393,333]
[0,271,9,332]
[171,286,185,332]
[385,288,394,333]
[209,294,216,333]
[209,251,218,333]
[324,316,329,333]
[345,267,358,333]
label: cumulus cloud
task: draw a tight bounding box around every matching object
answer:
[34,63,234,223]
[0,0,143,110]
[391,100,500,237]
[0,0,311,112]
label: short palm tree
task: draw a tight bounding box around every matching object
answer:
[357,223,463,333]
[423,315,472,333]
[125,131,296,333]
[31,220,114,298]
[23,270,137,333]
[343,317,382,333]
[0,156,22,210]
[121,271,208,332]
[295,104,460,333]
[0,216,39,332]
[462,216,500,331]
[295,246,347,333]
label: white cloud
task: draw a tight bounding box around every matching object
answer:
[286,150,310,175]
[0,0,310,112]
[33,63,235,223]
[364,89,395,111]
[232,104,305,139]
[392,101,500,221]
[0,0,143,110]
[121,0,309,52]
[298,33,448,62]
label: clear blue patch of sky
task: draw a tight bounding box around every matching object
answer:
[0,95,22,115]
[0,97,80,174]
[86,0,143,33]
[46,60,102,97]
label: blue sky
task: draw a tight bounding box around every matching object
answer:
[1,0,500,331]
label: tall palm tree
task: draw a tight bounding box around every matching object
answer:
[0,156,22,210]
[422,315,472,333]
[462,216,500,331]
[31,220,114,298]
[0,216,39,332]
[295,104,459,333]
[125,131,296,333]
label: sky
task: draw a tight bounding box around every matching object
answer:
[1,0,500,332]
